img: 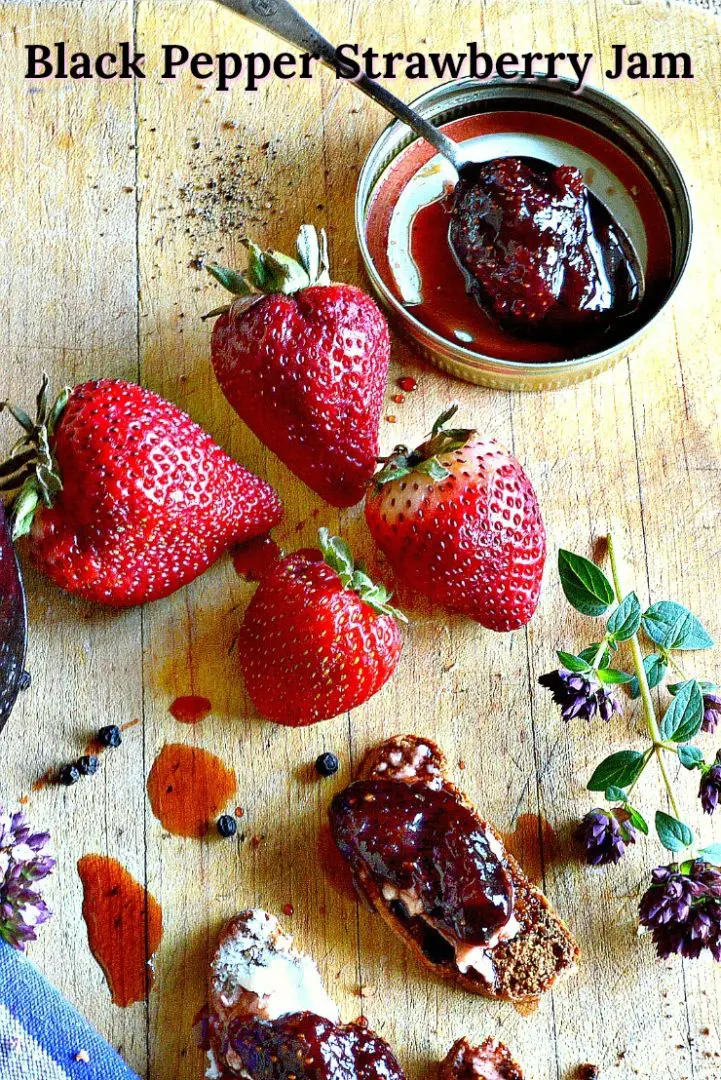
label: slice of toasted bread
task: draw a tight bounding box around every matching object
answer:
[334,734,579,1003]
[439,1036,525,1080]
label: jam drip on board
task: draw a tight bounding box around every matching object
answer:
[146,743,237,837]
[330,779,513,947]
[450,157,641,341]
[77,854,163,1007]
[221,1012,406,1080]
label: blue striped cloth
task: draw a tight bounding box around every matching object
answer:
[0,944,139,1080]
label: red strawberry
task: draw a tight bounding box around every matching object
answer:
[239,529,404,726]
[0,377,282,607]
[207,225,390,508]
[365,407,546,632]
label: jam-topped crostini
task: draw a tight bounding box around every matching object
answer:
[329,736,579,1003]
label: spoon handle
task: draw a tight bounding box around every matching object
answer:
[214,0,464,170]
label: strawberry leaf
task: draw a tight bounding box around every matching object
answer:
[318,529,407,623]
[205,262,253,296]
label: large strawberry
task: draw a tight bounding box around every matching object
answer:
[239,529,404,726]
[0,377,282,607]
[207,225,390,508]
[365,407,546,632]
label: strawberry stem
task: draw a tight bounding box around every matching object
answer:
[0,374,69,539]
[318,528,407,623]
[373,405,474,488]
[205,224,331,311]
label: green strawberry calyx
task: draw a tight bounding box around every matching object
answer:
[203,224,330,319]
[0,374,70,540]
[318,528,407,623]
[373,405,474,489]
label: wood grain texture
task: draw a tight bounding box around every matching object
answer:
[0,2,720,1079]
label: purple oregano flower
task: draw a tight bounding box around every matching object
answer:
[576,809,636,866]
[702,693,721,735]
[699,750,721,816]
[0,806,55,951]
[538,668,621,723]
[639,860,721,961]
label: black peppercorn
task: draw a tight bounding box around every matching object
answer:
[217,814,237,838]
[98,725,122,749]
[315,752,339,778]
[77,755,99,776]
[58,764,81,786]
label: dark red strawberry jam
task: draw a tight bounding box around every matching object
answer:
[450,157,641,339]
[330,780,513,946]
[223,1013,405,1080]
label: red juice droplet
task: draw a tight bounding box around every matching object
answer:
[146,744,237,838]
[397,376,417,393]
[169,696,212,724]
[77,854,163,1007]
[282,903,294,917]
[232,535,282,581]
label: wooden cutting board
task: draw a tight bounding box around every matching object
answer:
[1,1,720,1077]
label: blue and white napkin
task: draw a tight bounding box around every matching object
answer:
[0,943,139,1080]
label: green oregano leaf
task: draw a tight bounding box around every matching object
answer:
[698,843,721,866]
[596,668,634,685]
[628,653,667,699]
[587,750,645,791]
[660,679,704,743]
[604,785,627,802]
[607,592,642,641]
[579,643,612,668]
[668,679,718,696]
[655,810,694,852]
[556,651,592,673]
[677,744,704,770]
[641,601,713,651]
[558,550,615,617]
[626,805,649,835]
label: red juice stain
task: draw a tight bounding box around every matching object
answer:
[169,696,212,725]
[397,376,417,393]
[77,854,163,1007]
[146,743,237,838]
[232,534,281,581]
[502,813,558,886]
[282,903,294,917]
[316,824,357,902]
[31,769,55,792]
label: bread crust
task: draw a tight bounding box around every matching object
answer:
[439,1036,525,1080]
[342,735,579,1003]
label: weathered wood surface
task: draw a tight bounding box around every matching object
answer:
[1,1,720,1078]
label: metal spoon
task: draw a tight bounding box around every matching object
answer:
[0,501,29,737]
[214,0,645,304]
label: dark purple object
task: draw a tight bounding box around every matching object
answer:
[330,779,513,947]
[538,668,620,723]
[639,860,721,961]
[699,751,721,816]
[449,157,642,340]
[576,809,635,866]
[0,503,28,737]
[225,1013,405,1080]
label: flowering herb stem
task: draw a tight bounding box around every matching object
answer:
[606,535,683,825]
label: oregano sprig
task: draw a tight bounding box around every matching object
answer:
[540,535,721,963]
